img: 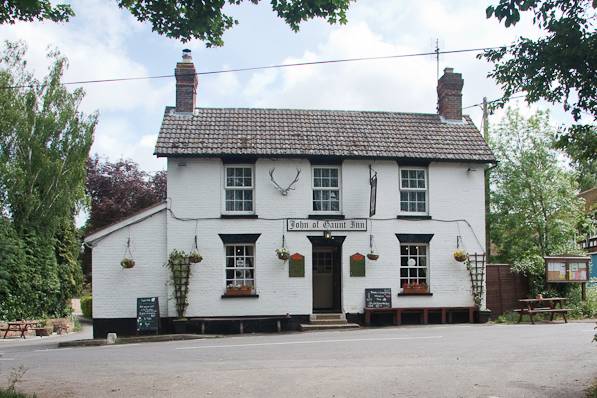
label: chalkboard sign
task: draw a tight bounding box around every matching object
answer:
[365,288,392,308]
[137,297,159,334]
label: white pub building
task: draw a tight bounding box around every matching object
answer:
[86,50,495,337]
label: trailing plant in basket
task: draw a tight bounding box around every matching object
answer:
[167,249,193,318]
[453,249,467,262]
[188,250,203,264]
[275,247,289,261]
[120,258,135,269]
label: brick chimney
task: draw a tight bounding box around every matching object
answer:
[437,67,463,121]
[175,49,198,113]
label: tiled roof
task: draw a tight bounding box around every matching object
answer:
[155,107,495,162]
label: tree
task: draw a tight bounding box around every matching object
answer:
[1,0,74,24]
[553,124,597,191]
[482,0,596,189]
[1,1,352,47]
[85,155,166,233]
[490,109,587,262]
[0,41,96,236]
[0,41,94,320]
[490,109,589,294]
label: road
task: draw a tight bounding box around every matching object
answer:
[0,322,595,397]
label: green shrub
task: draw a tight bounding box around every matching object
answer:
[80,295,92,319]
[566,286,597,319]
[0,389,36,398]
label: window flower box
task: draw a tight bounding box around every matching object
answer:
[225,285,253,296]
[402,282,429,294]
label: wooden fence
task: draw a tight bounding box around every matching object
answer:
[486,263,529,318]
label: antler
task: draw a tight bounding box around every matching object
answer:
[269,168,301,196]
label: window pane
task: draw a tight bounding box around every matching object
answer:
[331,200,339,211]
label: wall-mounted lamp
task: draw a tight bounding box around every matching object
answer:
[323,230,332,240]
[466,167,477,173]
[178,161,187,167]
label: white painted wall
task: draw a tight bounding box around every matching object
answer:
[91,209,168,319]
[91,157,487,319]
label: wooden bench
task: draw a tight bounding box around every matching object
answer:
[513,308,571,324]
[191,315,291,334]
[1,321,38,339]
[364,307,475,326]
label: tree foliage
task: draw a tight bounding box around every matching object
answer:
[489,109,587,265]
[0,0,74,25]
[0,41,93,320]
[85,155,166,233]
[2,1,352,47]
[0,42,96,235]
[482,0,596,189]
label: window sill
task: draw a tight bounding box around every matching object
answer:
[396,215,432,220]
[220,214,258,219]
[308,214,345,220]
[398,292,434,296]
[221,294,260,299]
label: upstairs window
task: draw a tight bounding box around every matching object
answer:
[399,168,427,214]
[224,166,254,213]
[312,166,340,212]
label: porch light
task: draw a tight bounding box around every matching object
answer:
[323,230,332,240]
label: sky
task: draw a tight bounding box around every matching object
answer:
[0,0,572,174]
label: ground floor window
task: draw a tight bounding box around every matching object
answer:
[400,244,428,288]
[225,244,255,288]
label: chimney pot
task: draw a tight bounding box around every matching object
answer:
[437,67,463,121]
[175,49,198,113]
[182,49,192,63]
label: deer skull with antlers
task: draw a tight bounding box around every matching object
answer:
[269,168,301,196]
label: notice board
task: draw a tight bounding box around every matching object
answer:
[365,288,392,308]
[137,297,159,334]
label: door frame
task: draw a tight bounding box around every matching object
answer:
[308,236,345,313]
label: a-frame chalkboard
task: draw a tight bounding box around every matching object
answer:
[137,297,159,334]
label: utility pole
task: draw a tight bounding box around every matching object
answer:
[483,97,490,258]
[435,38,440,80]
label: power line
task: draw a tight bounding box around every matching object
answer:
[1,45,507,90]
[463,94,527,110]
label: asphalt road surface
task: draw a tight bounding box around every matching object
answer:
[0,322,596,397]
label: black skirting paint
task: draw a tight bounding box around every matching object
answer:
[93,315,310,339]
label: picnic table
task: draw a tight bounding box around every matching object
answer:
[514,297,570,324]
[1,320,38,339]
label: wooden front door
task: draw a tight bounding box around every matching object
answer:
[312,247,341,312]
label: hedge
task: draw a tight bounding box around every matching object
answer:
[80,295,92,319]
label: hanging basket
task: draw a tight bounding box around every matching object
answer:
[453,249,467,262]
[276,248,290,261]
[366,252,379,261]
[120,258,136,269]
[188,251,203,264]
